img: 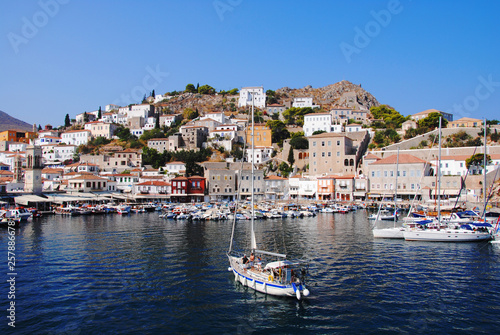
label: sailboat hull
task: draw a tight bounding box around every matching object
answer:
[373,227,405,239]
[403,229,491,242]
[228,256,303,298]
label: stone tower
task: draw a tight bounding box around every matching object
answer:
[24,145,43,194]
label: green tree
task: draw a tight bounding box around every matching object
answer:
[266,89,278,105]
[282,107,315,126]
[142,147,164,168]
[155,113,160,129]
[278,162,292,177]
[140,128,166,142]
[266,120,290,147]
[312,130,326,135]
[185,83,197,93]
[98,106,102,119]
[418,112,448,130]
[289,136,309,149]
[486,120,499,125]
[38,124,42,131]
[64,114,71,127]
[198,85,215,95]
[370,105,408,129]
[466,153,491,169]
[183,108,199,120]
[114,126,134,141]
[287,147,295,165]
[491,129,500,142]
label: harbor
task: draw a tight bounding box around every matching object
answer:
[2,211,500,334]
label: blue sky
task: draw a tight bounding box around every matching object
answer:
[1,0,499,127]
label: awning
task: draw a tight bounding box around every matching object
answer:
[14,195,51,205]
[299,190,315,196]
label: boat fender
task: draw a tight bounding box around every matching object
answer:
[303,288,310,297]
[228,267,232,272]
[296,289,301,300]
[268,275,273,282]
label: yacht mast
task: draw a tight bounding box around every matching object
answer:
[482,118,487,219]
[394,147,399,227]
[250,92,257,251]
[437,117,442,224]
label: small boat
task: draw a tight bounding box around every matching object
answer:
[116,205,131,214]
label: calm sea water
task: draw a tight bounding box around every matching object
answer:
[1,211,500,334]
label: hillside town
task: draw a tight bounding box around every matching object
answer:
[1,82,499,211]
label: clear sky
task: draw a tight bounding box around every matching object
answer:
[1,0,499,127]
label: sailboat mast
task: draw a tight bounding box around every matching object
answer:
[483,118,487,219]
[394,147,399,227]
[437,117,442,224]
[250,92,256,251]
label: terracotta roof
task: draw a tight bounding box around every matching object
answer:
[265,175,286,180]
[364,153,381,160]
[0,170,13,175]
[266,104,285,107]
[450,117,482,122]
[147,137,168,142]
[412,109,442,116]
[165,161,185,165]
[371,154,428,165]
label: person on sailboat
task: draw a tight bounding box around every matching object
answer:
[248,252,261,269]
[242,254,249,267]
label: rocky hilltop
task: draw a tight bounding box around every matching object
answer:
[156,80,380,114]
[0,110,34,132]
[276,80,380,110]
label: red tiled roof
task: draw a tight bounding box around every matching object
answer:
[371,154,427,165]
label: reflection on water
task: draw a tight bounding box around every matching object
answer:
[1,211,500,334]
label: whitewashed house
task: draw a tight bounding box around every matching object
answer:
[61,130,91,146]
[245,146,273,164]
[164,161,186,175]
[9,142,27,152]
[238,87,266,109]
[292,97,319,109]
[303,113,343,137]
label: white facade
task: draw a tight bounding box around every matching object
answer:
[292,97,318,108]
[164,161,186,174]
[298,179,318,199]
[105,104,120,112]
[38,130,59,138]
[209,129,236,141]
[61,130,91,146]
[119,104,154,119]
[202,112,226,124]
[345,124,363,132]
[238,87,266,109]
[303,113,333,137]
[9,142,27,152]
[160,114,181,127]
[34,136,61,146]
[154,95,170,103]
[432,154,500,176]
[42,144,77,163]
[245,146,273,164]
[215,124,239,132]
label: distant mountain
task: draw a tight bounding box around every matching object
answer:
[0,110,34,132]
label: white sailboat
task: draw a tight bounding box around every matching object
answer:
[403,117,491,242]
[227,92,310,300]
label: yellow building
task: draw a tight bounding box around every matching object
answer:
[0,130,37,143]
[246,124,272,147]
[448,117,483,128]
